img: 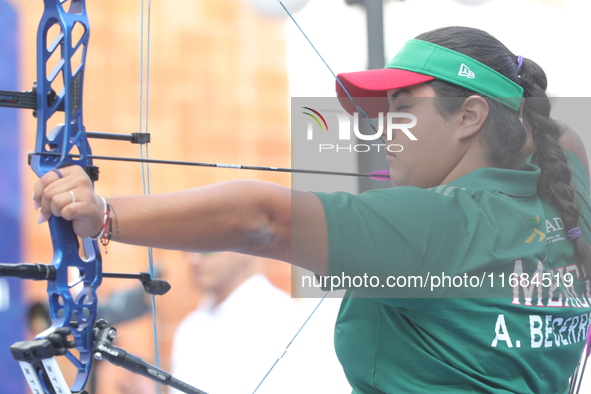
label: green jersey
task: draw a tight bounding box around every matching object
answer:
[314,150,591,393]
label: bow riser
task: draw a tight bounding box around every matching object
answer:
[46,217,102,388]
[31,0,91,177]
[32,0,101,391]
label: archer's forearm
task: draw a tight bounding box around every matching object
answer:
[108,180,292,261]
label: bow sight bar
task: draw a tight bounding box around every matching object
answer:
[0,86,149,184]
[0,88,151,145]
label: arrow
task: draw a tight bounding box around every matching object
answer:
[28,151,391,180]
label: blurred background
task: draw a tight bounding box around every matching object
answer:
[0,0,589,392]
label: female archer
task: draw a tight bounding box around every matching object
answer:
[34,26,591,393]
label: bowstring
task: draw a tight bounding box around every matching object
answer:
[139,1,162,393]
[276,0,385,143]
[252,2,355,392]
[251,291,330,394]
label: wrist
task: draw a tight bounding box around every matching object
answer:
[90,197,108,240]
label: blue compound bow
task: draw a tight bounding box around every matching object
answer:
[0,1,204,393]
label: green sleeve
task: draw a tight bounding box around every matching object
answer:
[314,186,489,306]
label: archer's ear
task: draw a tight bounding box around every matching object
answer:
[457,95,489,140]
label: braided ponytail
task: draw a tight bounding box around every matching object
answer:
[415,26,591,278]
[519,58,591,278]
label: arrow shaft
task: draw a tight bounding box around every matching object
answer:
[29,151,389,179]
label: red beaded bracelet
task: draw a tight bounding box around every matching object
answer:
[90,198,109,249]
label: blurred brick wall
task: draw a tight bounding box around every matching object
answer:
[12,0,292,392]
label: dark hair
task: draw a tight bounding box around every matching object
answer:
[415,26,591,278]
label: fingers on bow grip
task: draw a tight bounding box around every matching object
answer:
[34,166,96,224]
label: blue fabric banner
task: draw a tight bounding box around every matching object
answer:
[0,1,25,392]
